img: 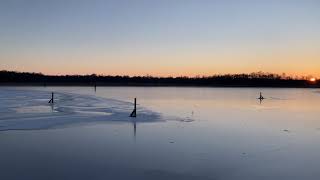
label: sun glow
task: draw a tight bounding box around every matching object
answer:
[309,77,316,82]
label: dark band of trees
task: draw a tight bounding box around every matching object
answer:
[0,70,318,88]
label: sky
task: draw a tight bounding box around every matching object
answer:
[0,0,319,77]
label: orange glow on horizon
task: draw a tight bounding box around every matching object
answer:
[309,78,316,82]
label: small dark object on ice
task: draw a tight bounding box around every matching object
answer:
[48,92,54,104]
[130,98,137,117]
[258,92,265,100]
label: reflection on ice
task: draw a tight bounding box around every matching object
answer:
[14,105,58,113]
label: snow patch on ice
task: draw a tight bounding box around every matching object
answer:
[0,89,162,131]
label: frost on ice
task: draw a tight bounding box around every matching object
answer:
[0,89,162,131]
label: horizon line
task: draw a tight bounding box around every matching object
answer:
[1,70,318,80]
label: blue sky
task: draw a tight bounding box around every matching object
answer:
[0,0,319,77]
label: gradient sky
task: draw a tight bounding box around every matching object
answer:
[0,0,319,77]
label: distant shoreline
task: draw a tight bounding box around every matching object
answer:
[1,70,319,88]
[0,83,319,88]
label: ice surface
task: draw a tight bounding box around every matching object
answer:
[1,87,320,180]
[0,89,162,131]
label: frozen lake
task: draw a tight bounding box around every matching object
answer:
[0,86,320,180]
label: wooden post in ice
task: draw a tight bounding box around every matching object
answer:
[258,92,264,100]
[48,92,54,104]
[94,83,97,92]
[130,98,137,117]
[258,92,264,104]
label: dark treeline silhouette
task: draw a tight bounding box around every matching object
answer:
[0,70,318,88]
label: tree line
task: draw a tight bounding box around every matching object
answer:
[0,70,318,88]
